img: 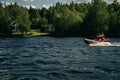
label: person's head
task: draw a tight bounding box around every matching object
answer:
[98,33,101,35]
[100,32,104,35]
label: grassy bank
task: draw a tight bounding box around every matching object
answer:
[12,30,49,37]
[28,31,49,37]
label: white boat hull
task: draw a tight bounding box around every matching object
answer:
[84,38,111,46]
[84,39,98,44]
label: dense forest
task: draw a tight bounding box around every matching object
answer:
[0,0,120,37]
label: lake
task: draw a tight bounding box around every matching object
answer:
[0,37,120,80]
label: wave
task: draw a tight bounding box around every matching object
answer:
[89,42,112,46]
[110,42,120,46]
[89,42,120,46]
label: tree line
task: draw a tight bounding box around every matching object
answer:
[0,0,120,37]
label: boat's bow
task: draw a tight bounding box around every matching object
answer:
[84,38,97,44]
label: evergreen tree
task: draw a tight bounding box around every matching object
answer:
[0,3,5,33]
[82,0,109,36]
[108,0,120,36]
[29,7,40,29]
[0,3,12,36]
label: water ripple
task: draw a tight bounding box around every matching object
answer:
[0,37,120,80]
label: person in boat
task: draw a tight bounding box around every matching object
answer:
[96,32,105,42]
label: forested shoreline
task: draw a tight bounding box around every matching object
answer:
[0,0,120,37]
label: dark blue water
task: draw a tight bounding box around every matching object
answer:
[0,37,120,80]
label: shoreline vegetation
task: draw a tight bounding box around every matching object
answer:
[13,30,49,37]
[0,0,120,38]
[0,30,50,38]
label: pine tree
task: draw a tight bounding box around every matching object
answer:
[82,0,109,36]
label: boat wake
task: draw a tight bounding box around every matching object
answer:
[110,42,120,46]
[89,42,111,46]
[89,42,120,46]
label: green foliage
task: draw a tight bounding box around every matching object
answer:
[0,0,120,37]
[0,3,12,36]
[29,7,40,29]
[82,0,110,36]
[5,3,31,35]
[0,3,5,33]
[52,7,84,36]
[108,0,120,37]
[18,7,31,34]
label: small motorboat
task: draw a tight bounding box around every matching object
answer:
[84,37,109,44]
